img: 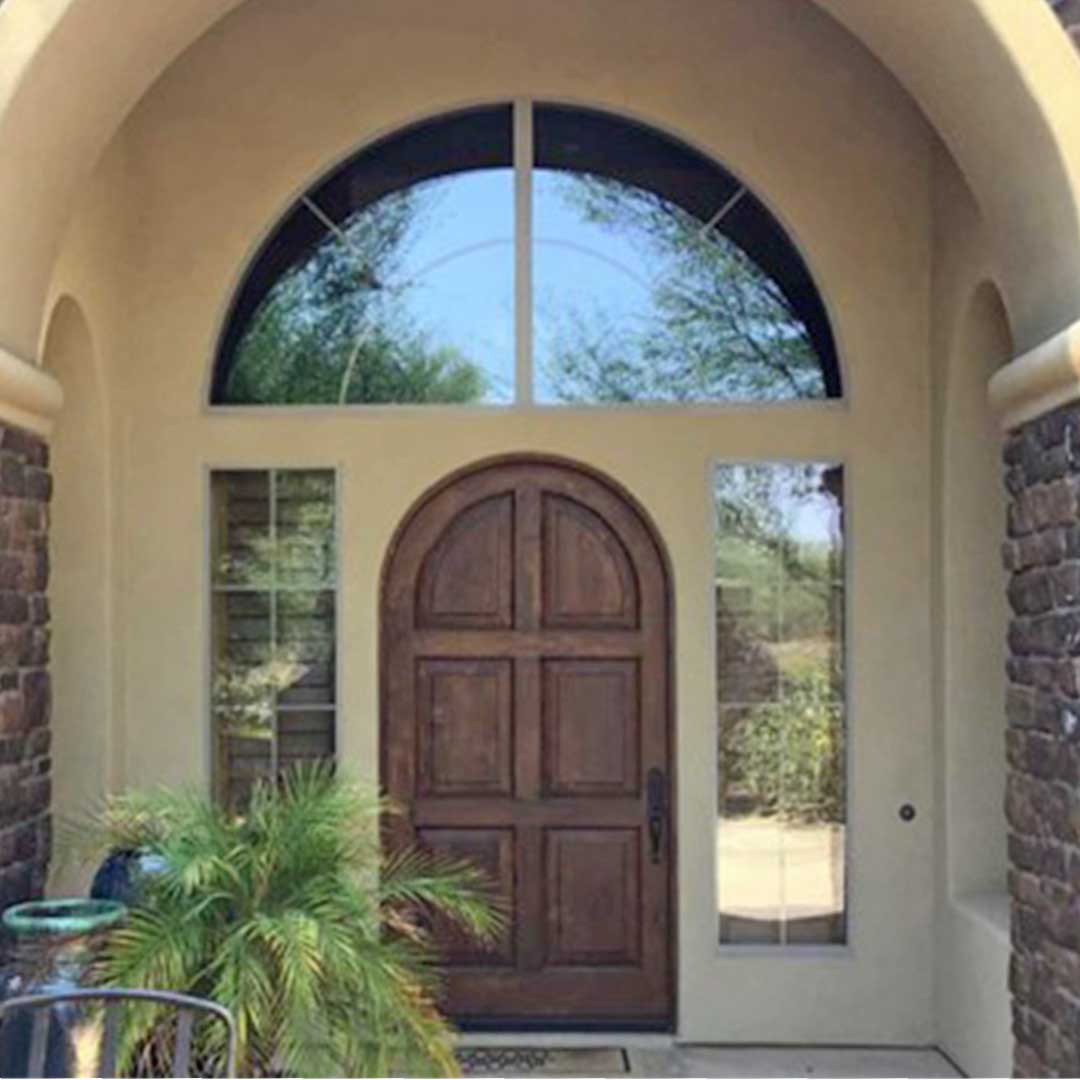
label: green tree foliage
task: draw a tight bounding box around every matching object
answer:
[80,765,504,1077]
[544,174,825,403]
[225,190,487,405]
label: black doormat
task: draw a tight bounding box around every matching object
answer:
[457,1046,630,1076]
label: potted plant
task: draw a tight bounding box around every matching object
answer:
[77,764,502,1077]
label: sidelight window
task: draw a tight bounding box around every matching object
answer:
[714,462,846,945]
[209,469,337,808]
[211,103,839,407]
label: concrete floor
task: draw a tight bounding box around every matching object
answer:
[458,1039,964,1078]
[627,1046,962,1078]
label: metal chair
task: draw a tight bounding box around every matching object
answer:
[0,987,237,1078]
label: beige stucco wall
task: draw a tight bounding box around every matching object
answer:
[42,132,134,890]
[929,145,1013,1079]
[34,0,1038,1061]
[40,297,110,893]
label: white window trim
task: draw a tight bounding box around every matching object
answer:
[709,455,855,957]
[205,465,341,799]
[513,98,534,407]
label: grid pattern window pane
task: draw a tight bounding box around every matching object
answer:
[715,463,846,946]
[211,469,336,809]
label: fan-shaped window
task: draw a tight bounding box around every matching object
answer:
[212,103,840,406]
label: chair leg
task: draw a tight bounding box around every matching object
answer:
[27,1008,49,1079]
[172,1007,195,1078]
[98,1001,119,1079]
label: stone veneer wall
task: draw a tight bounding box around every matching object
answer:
[1003,405,1080,1078]
[0,425,51,916]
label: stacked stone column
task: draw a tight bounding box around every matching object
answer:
[1002,405,1080,1078]
[0,425,51,914]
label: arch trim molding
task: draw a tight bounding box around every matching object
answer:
[0,344,63,437]
[989,318,1080,432]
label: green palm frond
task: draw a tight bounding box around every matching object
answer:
[82,762,497,1077]
[380,847,507,944]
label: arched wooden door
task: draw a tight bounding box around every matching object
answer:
[381,456,674,1028]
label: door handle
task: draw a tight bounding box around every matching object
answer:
[646,767,667,864]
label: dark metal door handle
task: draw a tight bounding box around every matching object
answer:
[646,767,667,864]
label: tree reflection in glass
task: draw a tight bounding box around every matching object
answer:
[536,174,826,404]
[215,105,839,407]
[210,470,337,809]
[225,172,514,405]
[714,463,846,945]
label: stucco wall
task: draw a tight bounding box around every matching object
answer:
[43,128,130,886]
[929,144,1013,1078]
[41,296,110,895]
[38,0,1005,1050]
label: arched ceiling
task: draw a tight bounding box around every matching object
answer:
[0,0,1078,367]
[0,0,248,363]
[815,0,1080,355]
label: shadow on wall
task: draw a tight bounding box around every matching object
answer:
[933,279,1014,1080]
[942,279,1013,900]
[41,295,110,895]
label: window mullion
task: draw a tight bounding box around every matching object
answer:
[513,98,534,406]
[269,470,280,783]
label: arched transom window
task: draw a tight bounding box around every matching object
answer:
[212,103,840,406]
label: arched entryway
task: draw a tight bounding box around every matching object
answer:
[380,455,675,1028]
[15,0,1080,1071]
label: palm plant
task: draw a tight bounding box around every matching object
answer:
[77,764,503,1077]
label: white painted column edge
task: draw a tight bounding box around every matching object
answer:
[989,317,1080,431]
[0,343,63,437]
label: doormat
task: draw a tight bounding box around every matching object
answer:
[457,1046,630,1077]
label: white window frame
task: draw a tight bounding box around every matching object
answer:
[206,465,341,801]
[709,456,854,956]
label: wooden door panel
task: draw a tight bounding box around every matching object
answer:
[418,493,514,629]
[383,458,672,1027]
[542,494,638,629]
[417,827,515,966]
[412,628,643,658]
[545,828,642,967]
[542,659,640,797]
[411,797,642,828]
[416,659,513,796]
